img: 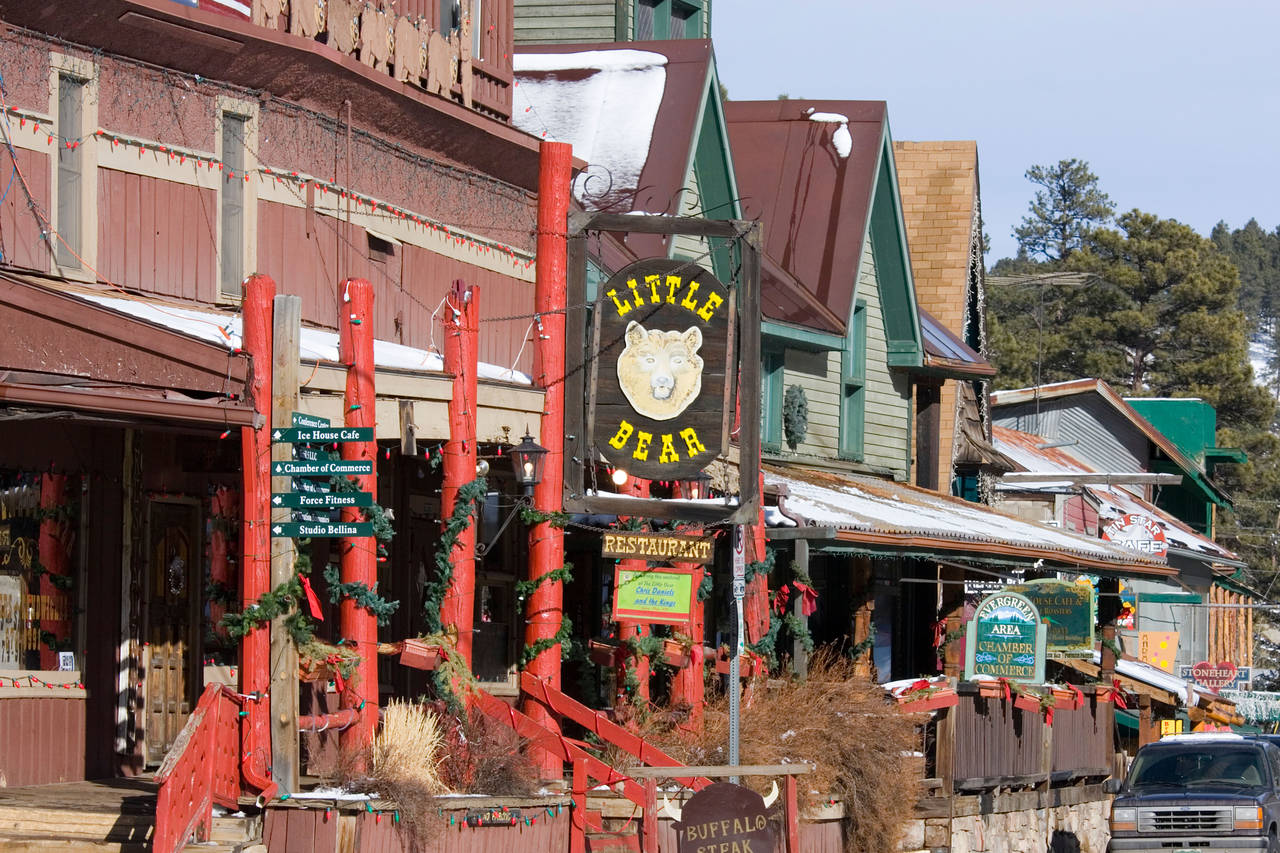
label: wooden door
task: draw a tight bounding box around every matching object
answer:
[143,498,202,765]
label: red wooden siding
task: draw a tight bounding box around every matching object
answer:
[257,201,534,375]
[1,147,52,273]
[97,170,217,300]
[1063,495,1099,536]
[0,697,87,787]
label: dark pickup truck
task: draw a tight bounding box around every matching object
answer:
[1106,734,1280,853]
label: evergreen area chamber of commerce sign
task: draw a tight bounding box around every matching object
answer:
[592,258,733,481]
[1006,579,1095,658]
[965,591,1047,683]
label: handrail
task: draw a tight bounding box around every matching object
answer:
[154,684,243,853]
[520,671,712,791]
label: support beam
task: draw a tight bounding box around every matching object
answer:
[269,294,301,793]
[338,278,379,751]
[238,274,275,799]
[525,140,572,781]
[440,279,479,668]
[37,473,69,670]
[615,477,651,721]
[791,538,809,679]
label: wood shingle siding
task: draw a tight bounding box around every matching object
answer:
[858,237,911,479]
[514,0,620,44]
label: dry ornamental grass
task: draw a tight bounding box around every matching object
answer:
[650,649,922,853]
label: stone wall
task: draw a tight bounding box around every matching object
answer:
[902,784,1111,853]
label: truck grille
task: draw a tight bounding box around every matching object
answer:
[1137,806,1233,833]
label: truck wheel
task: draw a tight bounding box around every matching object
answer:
[1269,827,1279,853]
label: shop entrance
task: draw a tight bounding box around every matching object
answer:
[142,498,202,765]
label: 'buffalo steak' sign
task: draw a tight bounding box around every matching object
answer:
[674,782,776,853]
[593,258,732,481]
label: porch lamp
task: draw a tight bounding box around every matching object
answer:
[678,470,712,501]
[511,431,548,496]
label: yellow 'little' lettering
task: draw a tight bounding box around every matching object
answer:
[626,277,644,309]
[665,275,682,303]
[607,289,631,317]
[697,291,724,321]
[680,281,701,311]
[645,274,661,303]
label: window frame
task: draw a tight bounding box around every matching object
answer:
[838,300,868,461]
[761,349,784,453]
[48,53,98,281]
[215,97,259,303]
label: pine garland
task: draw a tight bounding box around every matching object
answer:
[423,477,488,634]
[322,563,400,625]
[519,615,575,669]
[514,562,573,603]
[518,505,572,528]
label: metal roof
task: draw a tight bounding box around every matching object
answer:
[919,307,994,378]
[765,464,1172,576]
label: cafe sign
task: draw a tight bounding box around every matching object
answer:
[592,258,733,481]
[1006,579,1095,658]
[964,591,1047,684]
[1102,513,1167,559]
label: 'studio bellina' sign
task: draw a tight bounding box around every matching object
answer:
[592,258,733,481]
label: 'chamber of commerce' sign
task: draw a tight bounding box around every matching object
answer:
[613,566,696,625]
[1006,579,1095,658]
[592,258,733,481]
[601,532,713,564]
[964,591,1047,684]
[1102,513,1168,558]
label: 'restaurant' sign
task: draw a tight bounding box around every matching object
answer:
[592,258,733,481]
[1102,513,1167,558]
[601,531,713,564]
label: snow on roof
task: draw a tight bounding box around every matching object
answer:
[765,466,1166,569]
[1092,649,1215,708]
[76,292,530,384]
[992,426,1233,558]
[512,50,667,209]
[806,111,852,159]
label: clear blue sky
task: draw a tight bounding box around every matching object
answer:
[710,1,1280,263]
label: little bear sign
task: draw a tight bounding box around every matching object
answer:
[593,258,733,480]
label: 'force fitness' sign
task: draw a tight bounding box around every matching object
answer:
[964,591,1047,684]
[593,258,733,481]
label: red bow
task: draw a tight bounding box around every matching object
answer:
[325,654,346,693]
[1045,706,1054,726]
[1068,684,1085,709]
[998,677,1011,702]
[773,584,791,615]
[1110,678,1129,710]
[792,580,818,616]
[299,574,324,621]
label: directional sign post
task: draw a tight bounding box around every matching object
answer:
[271,521,374,538]
[272,412,375,538]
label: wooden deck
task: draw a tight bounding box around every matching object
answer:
[0,777,159,815]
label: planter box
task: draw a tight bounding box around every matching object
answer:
[977,681,1006,700]
[661,639,692,668]
[1013,694,1041,713]
[399,639,442,671]
[897,689,959,714]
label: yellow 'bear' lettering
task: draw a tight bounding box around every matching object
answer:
[608,420,634,450]
[679,427,706,456]
[633,431,653,461]
[659,434,679,463]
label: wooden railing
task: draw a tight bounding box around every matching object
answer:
[154,684,243,853]
[936,684,1112,793]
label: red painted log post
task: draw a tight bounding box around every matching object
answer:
[615,478,651,719]
[670,482,704,732]
[524,140,572,780]
[338,277,379,749]
[37,472,69,670]
[745,471,770,645]
[440,279,480,668]
[209,487,235,643]
[239,273,276,798]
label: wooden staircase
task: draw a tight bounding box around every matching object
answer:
[0,779,263,853]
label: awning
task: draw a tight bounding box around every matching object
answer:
[766,465,1173,576]
[1055,652,1243,724]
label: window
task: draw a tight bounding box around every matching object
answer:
[839,301,867,460]
[634,0,702,40]
[471,0,483,60]
[761,350,784,452]
[219,112,247,298]
[54,75,85,270]
[439,0,461,34]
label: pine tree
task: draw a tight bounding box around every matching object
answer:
[1012,159,1115,262]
